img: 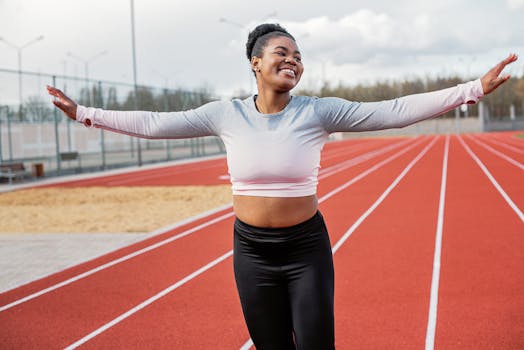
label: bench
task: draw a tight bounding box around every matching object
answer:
[0,162,32,184]
[60,151,81,171]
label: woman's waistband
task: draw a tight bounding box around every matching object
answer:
[234,211,325,243]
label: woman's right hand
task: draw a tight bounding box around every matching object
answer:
[46,85,78,121]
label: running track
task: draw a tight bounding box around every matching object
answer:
[1,132,522,349]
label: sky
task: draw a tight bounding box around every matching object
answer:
[1,0,524,104]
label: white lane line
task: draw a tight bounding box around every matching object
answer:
[0,210,234,312]
[319,138,415,180]
[0,154,227,194]
[218,138,414,182]
[64,250,234,350]
[0,138,416,310]
[69,137,435,350]
[321,140,375,161]
[241,136,438,349]
[320,137,428,203]
[239,339,254,350]
[425,135,449,350]
[331,136,438,253]
[481,135,524,154]
[458,136,524,222]
[466,135,524,170]
[108,161,225,186]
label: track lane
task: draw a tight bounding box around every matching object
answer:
[463,135,523,210]
[4,135,410,344]
[62,137,430,348]
[41,157,229,187]
[5,133,519,349]
[325,137,443,349]
[486,131,524,149]
[479,133,524,157]
[470,134,524,166]
[0,137,401,306]
[0,206,233,307]
[434,135,524,349]
[0,215,236,349]
[74,138,437,349]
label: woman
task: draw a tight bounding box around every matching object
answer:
[48,23,517,349]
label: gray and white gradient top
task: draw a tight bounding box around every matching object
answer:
[76,79,484,197]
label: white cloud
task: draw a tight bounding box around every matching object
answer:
[282,7,522,71]
[284,10,453,65]
[507,0,524,9]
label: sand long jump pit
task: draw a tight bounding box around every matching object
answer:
[0,185,233,233]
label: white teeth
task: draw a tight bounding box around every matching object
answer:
[281,69,296,77]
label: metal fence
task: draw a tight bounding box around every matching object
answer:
[481,103,524,131]
[0,68,226,181]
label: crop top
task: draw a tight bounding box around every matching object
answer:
[76,79,484,197]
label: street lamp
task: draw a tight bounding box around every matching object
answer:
[219,11,277,29]
[67,50,108,105]
[0,35,44,119]
[218,17,245,29]
[130,0,143,166]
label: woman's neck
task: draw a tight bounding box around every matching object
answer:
[254,90,291,114]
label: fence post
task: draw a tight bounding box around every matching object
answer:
[478,101,485,132]
[64,79,72,152]
[7,105,13,161]
[455,107,460,134]
[53,75,62,173]
[163,88,170,161]
[0,111,3,163]
[67,117,73,151]
[510,104,516,130]
[98,81,106,170]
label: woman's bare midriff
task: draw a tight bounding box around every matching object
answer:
[233,195,318,228]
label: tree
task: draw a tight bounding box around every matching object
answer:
[24,96,55,122]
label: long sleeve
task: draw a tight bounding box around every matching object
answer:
[316,79,484,133]
[75,100,227,139]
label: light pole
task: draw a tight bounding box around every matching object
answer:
[67,50,108,105]
[219,11,277,29]
[130,0,142,166]
[218,17,245,29]
[458,56,476,121]
[0,35,44,119]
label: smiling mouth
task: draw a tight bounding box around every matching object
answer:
[279,68,296,78]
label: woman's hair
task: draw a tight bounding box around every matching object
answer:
[245,23,295,61]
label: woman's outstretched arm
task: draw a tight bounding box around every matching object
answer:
[47,86,223,139]
[317,54,518,133]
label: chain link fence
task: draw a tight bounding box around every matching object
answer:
[0,68,226,182]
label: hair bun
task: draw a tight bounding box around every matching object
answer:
[246,23,294,61]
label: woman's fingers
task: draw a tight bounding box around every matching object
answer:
[46,85,63,98]
[46,85,78,120]
[492,53,518,78]
[481,53,518,94]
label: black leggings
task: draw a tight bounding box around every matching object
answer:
[233,211,335,350]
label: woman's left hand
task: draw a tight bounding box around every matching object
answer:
[480,53,518,95]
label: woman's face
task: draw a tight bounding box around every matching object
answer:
[252,36,304,92]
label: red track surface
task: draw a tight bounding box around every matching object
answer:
[1,132,522,349]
